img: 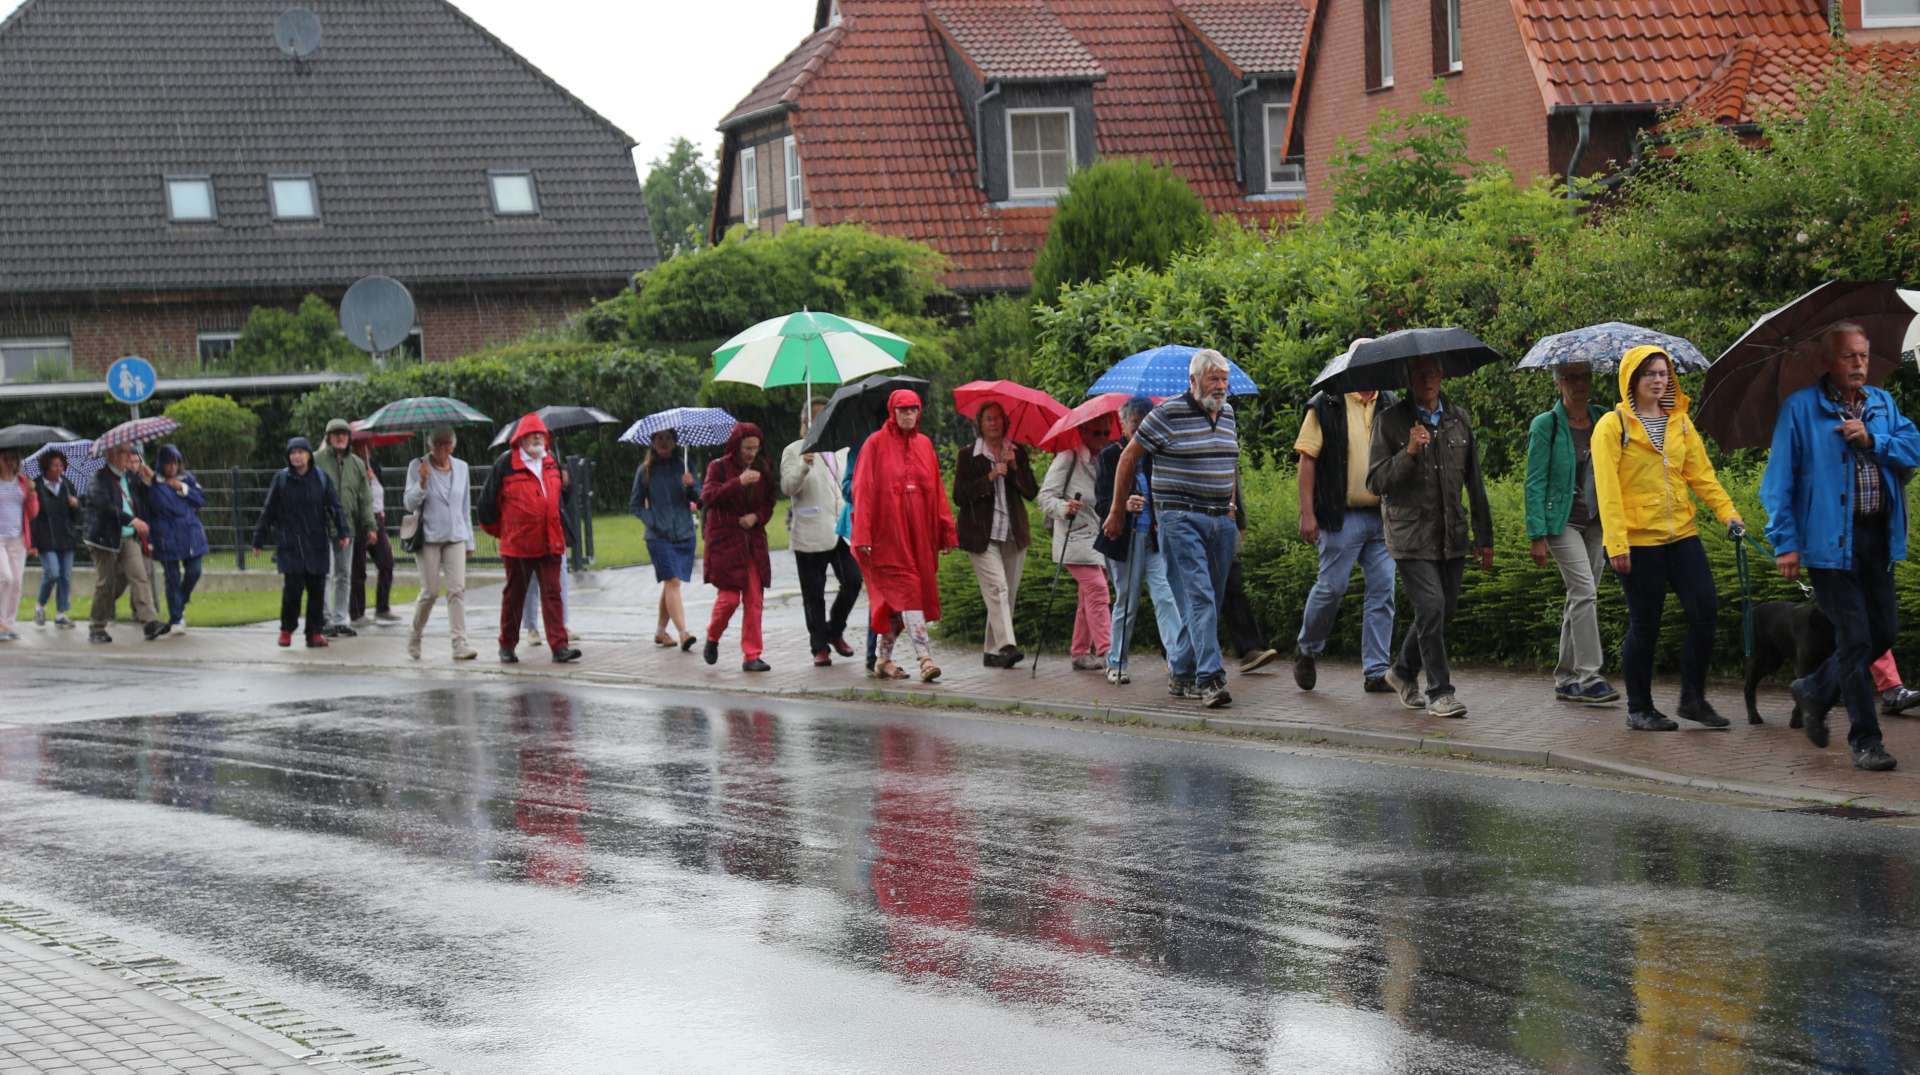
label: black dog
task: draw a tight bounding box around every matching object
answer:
[1744,600,1833,727]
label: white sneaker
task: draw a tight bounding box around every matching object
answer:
[524,629,542,647]
[451,645,478,661]
[174,622,188,635]
[54,615,74,629]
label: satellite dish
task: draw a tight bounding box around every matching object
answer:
[340,276,417,354]
[273,8,323,59]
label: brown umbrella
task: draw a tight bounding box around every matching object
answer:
[1694,281,1920,450]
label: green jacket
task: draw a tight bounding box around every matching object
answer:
[315,446,376,535]
[1523,401,1609,539]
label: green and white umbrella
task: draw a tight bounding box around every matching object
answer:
[361,396,492,433]
[711,310,911,391]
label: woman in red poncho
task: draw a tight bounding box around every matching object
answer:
[852,390,959,683]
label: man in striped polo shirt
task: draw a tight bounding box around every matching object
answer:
[1103,348,1241,708]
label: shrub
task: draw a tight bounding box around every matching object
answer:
[162,395,260,471]
[225,294,371,375]
[1029,159,1211,301]
[1327,83,1479,218]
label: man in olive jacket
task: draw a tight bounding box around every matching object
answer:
[314,417,378,636]
[1365,355,1494,719]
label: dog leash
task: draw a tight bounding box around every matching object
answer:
[1728,524,1807,659]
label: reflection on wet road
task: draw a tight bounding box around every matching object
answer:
[2,673,1918,1073]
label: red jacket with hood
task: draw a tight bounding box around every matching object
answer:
[484,414,567,559]
[701,422,778,591]
[852,390,958,622]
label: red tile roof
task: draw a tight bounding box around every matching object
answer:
[1509,0,1831,109]
[926,0,1106,82]
[719,24,844,129]
[774,0,1300,292]
[1174,0,1310,77]
[1685,38,1920,123]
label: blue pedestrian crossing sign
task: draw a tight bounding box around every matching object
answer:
[105,355,157,405]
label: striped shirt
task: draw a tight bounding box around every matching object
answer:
[1134,394,1238,507]
[1637,413,1669,453]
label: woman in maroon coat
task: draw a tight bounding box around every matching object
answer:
[852,390,958,683]
[702,422,779,671]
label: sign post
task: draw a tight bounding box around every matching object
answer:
[105,355,158,419]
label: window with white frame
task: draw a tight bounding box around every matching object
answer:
[165,176,216,222]
[197,331,242,368]
[1264,104,1304,192]
[1008,109,1073,198]
[1377,0,1395,86]
[1445,0,1462,71]
[1863,0,1920,24]
[488,171,539,216]
[784,136,804,221]
[740,145,759,227]
[0,338,72,383]
[269,175,319,221]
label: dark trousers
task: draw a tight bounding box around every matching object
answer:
[1806,519,1897,752]
[502,555,568,652]
[1221,557,1268,657]
[1394,557,1464,700]
[350,519,395,619]
[1619,536,1717,713]
[161,555,202,626]
[280,571,325,637]
[795,541,863,654]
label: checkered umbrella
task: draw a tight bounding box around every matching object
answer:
[619,407,739,449]
[349,419,416,449]
[22,440,102,494]
[360,396,491,433]
[89,417,179,458]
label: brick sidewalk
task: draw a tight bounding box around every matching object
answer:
[10,560,1919,812]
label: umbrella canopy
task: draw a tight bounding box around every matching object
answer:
[619,407,740,449]
[22,440,101,493]
[0,424,81,453]
[712,310,911,390]
[1518,322,1710,374]
[1695,281,1920,451]
[349,419,415,449]
[1039,393,1129,452]
[1087,344,1259,398]
[1311,328,1505,395]
[361,396,491,433]
[799,374,931,454]
[89,417,179,458]
[490,405,622,450]
[952,380,1070,450]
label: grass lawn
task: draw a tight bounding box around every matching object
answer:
[19,585,423,629]
[469,512,790,569]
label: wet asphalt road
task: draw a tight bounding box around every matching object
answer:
[2,664,1919,1074]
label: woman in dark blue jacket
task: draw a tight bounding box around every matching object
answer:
[147,444,210,631]
[252,437,348,648]
[629,429,701,650]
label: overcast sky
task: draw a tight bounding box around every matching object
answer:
[0,0,814,173]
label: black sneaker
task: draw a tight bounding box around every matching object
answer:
[1001,645,1025,669]
[499,647,519,664]
[89,628,112,644]
[1293,653,1317,691]
[1363,676,1392,694]
[982,652,1007,668]
[1202,681,1233,709]
[1627,710,1679,731]
[1792,677,1831,748]
[1676,698,1731,728]
[1853,746,1899,772]
[552,647,582,664]
[703,640,719,666]
[143,621,170,641]
[742,658,770,672]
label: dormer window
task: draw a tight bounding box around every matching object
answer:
[1008,109,1073,198]
[269,175,319,221]
[488,171,539,216]
[166,176,216,222]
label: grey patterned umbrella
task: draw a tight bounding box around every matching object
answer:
[1518,322,1709,373]
[22,440,101,494]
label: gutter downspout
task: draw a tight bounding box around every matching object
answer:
[1564,104,1593,195]
[976,80,1002,193]
[1231,77,1261,187]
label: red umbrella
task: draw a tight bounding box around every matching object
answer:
[1038,392,1128,452]
[952,380,1069,449]
[349,419,416,449]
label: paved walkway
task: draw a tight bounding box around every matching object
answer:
[10,558,1920,812]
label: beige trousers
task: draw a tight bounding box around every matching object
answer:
[968,540,1026,653]
[411,541,468,649]
[89,540,157,629]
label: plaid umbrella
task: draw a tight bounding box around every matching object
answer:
[952,380,1070,450]
[22,440,102,494]
[712,310,910,391]
[490,405,622,450]
[361,396,491,433]
[0,424,81,453]
[90,417,179,458]
[349,419,416,449]
[1087,344,1259,398]
[619,407,739,448]
[1518,322,1709,373]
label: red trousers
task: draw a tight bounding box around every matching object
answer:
[708,561,764,660]
[501,555,568,652]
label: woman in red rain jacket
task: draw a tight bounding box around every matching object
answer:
[702,422,779,672]
[852,390,958,683]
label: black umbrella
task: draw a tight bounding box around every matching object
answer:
[1695,281,1920,451]
[0,424,82,453]
[800,374,931,454]
[489,405,622,450]
[1310,328,1505,395]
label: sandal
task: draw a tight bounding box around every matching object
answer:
[654,632,676,648]
[871,660,910,680]
[918,657,942,684]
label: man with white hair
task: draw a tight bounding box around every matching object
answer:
[1103,348,1241,708]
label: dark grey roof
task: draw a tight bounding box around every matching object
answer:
[0,0,657,296]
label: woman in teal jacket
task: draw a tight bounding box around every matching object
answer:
[1524,363,1619,705]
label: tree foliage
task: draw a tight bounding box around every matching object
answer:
[226,294,370,375]
[643,136,717,257]
[1029,158,1211,301]
[1327,83,1480,218]
[161,394,260,471]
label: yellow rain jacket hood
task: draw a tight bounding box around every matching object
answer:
[1591,346,1739,558]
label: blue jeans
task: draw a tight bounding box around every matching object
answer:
[37,548,74,613]
[1295,507,1396,678]
[1156,510,1236,684]
[161,555,203,626]
[1106,529,1189,673]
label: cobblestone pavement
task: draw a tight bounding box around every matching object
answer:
[0,901,443,1075]
[11,557,1920,812]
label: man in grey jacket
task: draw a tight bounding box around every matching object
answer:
[782,398,862,666]
[1365,355,1494,719]
[315,417,377,637]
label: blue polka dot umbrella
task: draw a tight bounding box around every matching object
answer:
[1086,345,1259,398]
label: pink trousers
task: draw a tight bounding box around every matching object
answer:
[1066,563,1111,657]
[1874,650,1900,693]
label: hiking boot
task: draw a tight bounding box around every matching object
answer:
[703,640,719,666]
[1363,675,1392,694]
[1384,667,1424,711]
[1676,698,1731,728]
[1240,648,1280,674]
[552,647,582,664]
[143,621,170,641]
[1627,710,1679,731]
[743,658,771,673]
[499,647,520,664]
[1426,693,1468,719]
[1071,654,1104,671]
[1880,686,1920,716]
[407,636,422,661]
[1168,676,1199,699]
[1202,680,1233,709]
[1293,653,1317,691]
[89,628,112,644]
[1792,677,1831,748]
[278,631,293,648]
[1853,746,1899,772]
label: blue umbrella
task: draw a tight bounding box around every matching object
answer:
[1518,322,1709,374]
[1086,344,1259,398]
[22,440,102,495]
[619,407,739,449]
